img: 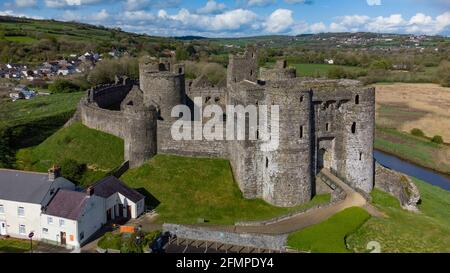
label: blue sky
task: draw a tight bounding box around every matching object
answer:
[1,0,449,37]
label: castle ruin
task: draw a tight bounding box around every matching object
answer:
[76,46,375,207]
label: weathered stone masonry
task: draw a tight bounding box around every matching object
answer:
[76,46,375,208]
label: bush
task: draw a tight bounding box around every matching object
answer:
[143,230,161,246]
[48,79,80,93]
[431,135,444,144]
[60,158,86,184]
[437,60,450,87]
[410,128,425,137]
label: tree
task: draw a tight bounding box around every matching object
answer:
[48,79,80,93]
[60,158,86,184]
[437,61,450,87]
[431,135,444,144]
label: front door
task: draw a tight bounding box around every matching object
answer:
[107,209,112,221]
[127,206,132,219]
[0,221,7,235]
[60,232,66,245]
[119,204,124,218]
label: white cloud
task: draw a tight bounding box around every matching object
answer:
[0,9,43,19]
[89,9,109,21]
[265,8,294,33]
[15,0,37,8]
[245,0,275,7]
[197,0,226,14]
[367,14,406,32]
[44,0,101,8]
[309,22,326,33]
[366,0,381,6]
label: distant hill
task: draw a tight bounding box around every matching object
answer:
[175,36,208,41]
[0,16,175,64]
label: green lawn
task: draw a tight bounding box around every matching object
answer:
[346,179,450,253]
[0,238,32,253]
[287,207,371,253]
[121,154,331,225]
[375,126,450,174]
[16,122,124,186]
[3,36,37,43]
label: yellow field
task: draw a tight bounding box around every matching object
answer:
[375,83,450,142]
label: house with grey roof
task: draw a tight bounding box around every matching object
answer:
[1,168,146,249]
[0,167,75,242]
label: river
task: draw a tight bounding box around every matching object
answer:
[374,150,450,191]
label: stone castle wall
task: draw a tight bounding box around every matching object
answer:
[78,47,375,208]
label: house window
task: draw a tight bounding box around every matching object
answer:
[42,228,48,234]
[18,206,25,217]
[59,219,65,227]
[19,225,26,235]
[300,126,303,138]
[351,122,356,134]
[0,204,4,214]
[47,217,53,225]
[355,95,359,105]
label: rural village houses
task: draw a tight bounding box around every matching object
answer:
[0,167,145,249]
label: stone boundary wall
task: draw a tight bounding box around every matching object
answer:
[235,174,346,227]
[163,224,287,251]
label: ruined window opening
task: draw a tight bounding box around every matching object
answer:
[205,96,211,103]
[127,101,133,106]
[250,70,253,76]
[326,123,329,131]
[179,67,183,74]
[359,152,362,161]
[351,122,356,134]
[300,125,303,138]
[355,94,359,105]
[266,157,269,168]
[234,77,237,83]
[257,129,259,140]
[222,113,227,122]
[300,96,304,102]
[214,97,220,103]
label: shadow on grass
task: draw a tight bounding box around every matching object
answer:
[136,188,161,209]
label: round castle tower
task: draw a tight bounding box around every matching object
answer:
[139,56,186,121]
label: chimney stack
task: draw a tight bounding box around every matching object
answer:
[87,186,94,196]
[48,165,61,181]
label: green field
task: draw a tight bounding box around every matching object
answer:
[121,154,331,225]
[347,179,450,252]
[0,238,32,253]
[374,126,450,174]
[16,122,124,186]
[292,63,366,77]
[2,36,37,43]
[287,207,371,253]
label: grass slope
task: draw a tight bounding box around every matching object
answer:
[0,92,84,167]
[16,122,124,186]
[293,63,366,77]
[347,179,450,253]
[287,207,371,253]
[375,126,450,174]
[121,154,330,225]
